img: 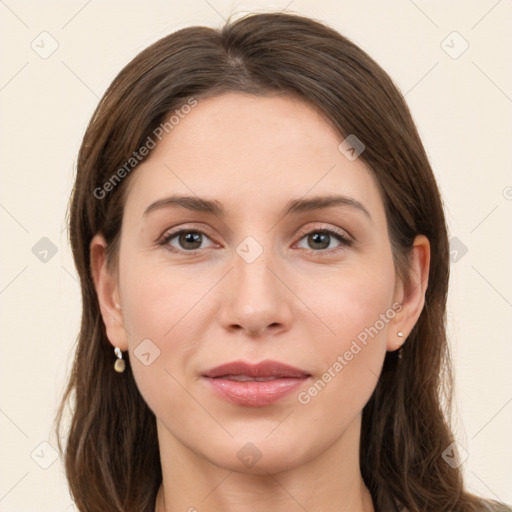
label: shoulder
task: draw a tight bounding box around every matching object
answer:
[487,504,512,512]
[398,503,511,512]
[469,502,512,512]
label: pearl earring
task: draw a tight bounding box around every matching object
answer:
[397,331,404,360]
[114,347,126,373]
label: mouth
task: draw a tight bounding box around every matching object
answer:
[201,360,311,407]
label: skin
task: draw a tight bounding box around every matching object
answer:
[90,92,430,512]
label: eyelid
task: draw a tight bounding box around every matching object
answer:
[294,223,352,243]
[157,224,218,249]
[158,222,353,254]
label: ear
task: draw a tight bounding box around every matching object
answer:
[387,234,430,352]
[90,234,128,351]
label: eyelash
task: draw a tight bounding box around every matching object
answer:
[158,225,353,256]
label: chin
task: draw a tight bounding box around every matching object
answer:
[202,435,316,475]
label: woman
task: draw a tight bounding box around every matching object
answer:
[55,11,510,512]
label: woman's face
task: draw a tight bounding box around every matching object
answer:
[93,92,424,474]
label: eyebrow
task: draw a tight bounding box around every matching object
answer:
[143,194,372,221]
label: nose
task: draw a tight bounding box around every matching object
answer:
[218,244,293,338]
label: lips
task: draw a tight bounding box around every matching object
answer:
[202,360,311,407]
[203,360,310,379]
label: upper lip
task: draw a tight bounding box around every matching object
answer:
[202,360,310,379]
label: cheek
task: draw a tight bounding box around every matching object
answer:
[301,254,395,344]
[297,256,395,404]
[120,265,212,416]
[122,262,206,341]
[123,280,171,341]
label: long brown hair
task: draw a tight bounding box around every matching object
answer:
[55,11,509,512]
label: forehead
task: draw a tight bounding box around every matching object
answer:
[122,92,386,225]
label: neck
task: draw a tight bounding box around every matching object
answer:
[154,413,375,512]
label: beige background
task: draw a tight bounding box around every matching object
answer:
[1,1,511,510]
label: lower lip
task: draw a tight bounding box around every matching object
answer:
[204,377,309,407]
